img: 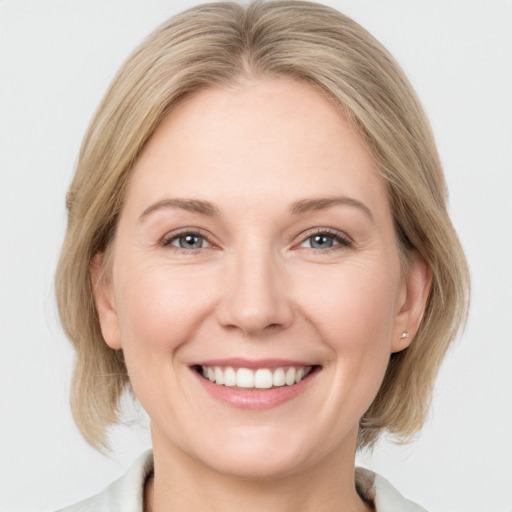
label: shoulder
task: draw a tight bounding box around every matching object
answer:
[355,467,428,512]
[56,450,153,512]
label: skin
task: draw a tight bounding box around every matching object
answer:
[94,77,430,512]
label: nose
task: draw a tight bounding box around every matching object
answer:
[216,245,294,337]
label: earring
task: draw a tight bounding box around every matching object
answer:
[400,331,410,340]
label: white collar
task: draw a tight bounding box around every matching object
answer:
[57,450,427,512]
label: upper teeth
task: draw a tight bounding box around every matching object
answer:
[201,366,312,389]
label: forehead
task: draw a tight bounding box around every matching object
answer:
[125,77,388,217]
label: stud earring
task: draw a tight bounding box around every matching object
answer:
[400,331,410,340]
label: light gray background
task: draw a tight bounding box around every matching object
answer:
[1,1,511,511]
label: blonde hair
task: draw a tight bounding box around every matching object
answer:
[55,0,470,451]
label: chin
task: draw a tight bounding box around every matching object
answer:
[181,424,343,482]
[199,446,310,481]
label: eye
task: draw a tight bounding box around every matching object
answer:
[299,230,352,250]
[163,232,211,250]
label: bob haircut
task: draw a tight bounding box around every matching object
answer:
[56,0,470,451]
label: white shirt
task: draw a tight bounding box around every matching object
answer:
[57,450,427,512]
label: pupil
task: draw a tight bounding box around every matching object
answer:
[312,235,333,248]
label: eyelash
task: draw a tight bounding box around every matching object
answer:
[160,228,352,253]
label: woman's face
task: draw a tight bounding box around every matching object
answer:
[95,78,426,479]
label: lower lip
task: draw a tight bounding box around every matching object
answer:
[193,369,318,410]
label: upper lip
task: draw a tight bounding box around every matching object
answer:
[191,358,319,369]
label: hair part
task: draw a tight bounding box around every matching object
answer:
[55,0,470,451]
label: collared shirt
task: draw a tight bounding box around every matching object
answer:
[57,450,427,512]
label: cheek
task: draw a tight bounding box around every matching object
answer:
[298,261,400,344]
[295,260,400,405]
[111,263,221,418]
[113,262,217,355]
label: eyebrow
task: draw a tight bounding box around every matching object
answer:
[290,196,374,221]
[139,198,220,220]
[139,196,373,221]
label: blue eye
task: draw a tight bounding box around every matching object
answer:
[307,234,335,249]
[168,233,209,250]
[300,231,351,250]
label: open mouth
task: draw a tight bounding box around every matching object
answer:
[193,364,320,390]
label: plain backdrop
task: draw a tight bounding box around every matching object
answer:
[1,1,511,511]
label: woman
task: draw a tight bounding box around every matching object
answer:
[54,1,469,511]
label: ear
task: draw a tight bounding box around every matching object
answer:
[391,251,432,353]
[90,253,122,350]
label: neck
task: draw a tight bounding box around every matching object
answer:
[146,428,373,512]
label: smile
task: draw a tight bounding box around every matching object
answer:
[191,360,321,409]
[199,365,313,389]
